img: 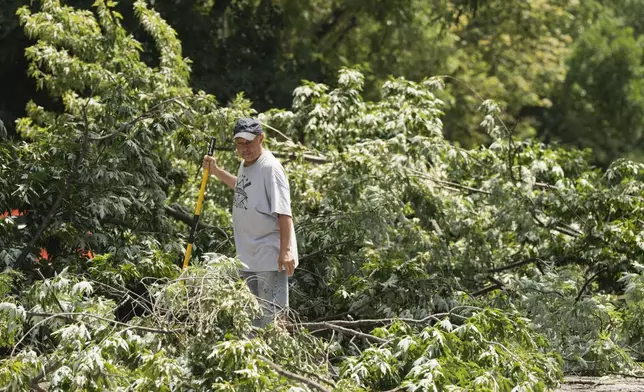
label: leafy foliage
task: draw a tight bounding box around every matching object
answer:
[1,261,562,391]
[1,0,242,278]
[265,69,644,375]
[544,14,644,165]
[2,0,644,164]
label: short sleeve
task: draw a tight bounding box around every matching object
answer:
[266,164,292,218]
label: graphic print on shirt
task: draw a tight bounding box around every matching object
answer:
[234,174,252,210]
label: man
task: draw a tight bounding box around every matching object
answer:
[203,118,297,327]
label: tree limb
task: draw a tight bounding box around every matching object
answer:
[409,170,491,195]
[575,267,607,303]
[258,355,332,392]
[163,205,230,241]
[552,225,582,238]
[304,310,472,329]
[292,322,387,343]
[164,205,214,229]
[471,283,502,297]
[277,151,329,165]
[488,258,538,273]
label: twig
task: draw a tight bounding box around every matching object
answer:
[626,344,644,359]
[260,122,293,142]
[409,170,491,195]
[257,355,332,392]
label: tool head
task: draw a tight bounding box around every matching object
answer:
[208,137,216,156]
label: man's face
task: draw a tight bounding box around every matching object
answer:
[235,134,263,162]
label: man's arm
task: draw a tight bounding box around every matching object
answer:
[278,214,295,276]
[211,166,237,189]
[204,155,236,189]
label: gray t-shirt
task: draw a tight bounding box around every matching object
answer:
[232,150,298,272]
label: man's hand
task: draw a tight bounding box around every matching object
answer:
[203,155,237,189]
[203,155,218,173]
[278,250,295,276]
[278,214,295,276]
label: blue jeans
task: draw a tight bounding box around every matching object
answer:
[240,270,289,327]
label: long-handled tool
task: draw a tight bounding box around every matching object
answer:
[182,136,216,271]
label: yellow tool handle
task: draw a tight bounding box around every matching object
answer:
[182,137,216,271]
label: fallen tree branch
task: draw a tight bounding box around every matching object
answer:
[292,366,337,388]
[471,283,502,297]
[258,355,332,392]
[556,221,584,237]
[472,276,505,297]
[409,170,492,195]
[525,198,581,238]
[306,309,474,328]
[292,322,387,343]
[164,205,230,241]
[575,267,607,303]
[551,225,582,238]
[164,205,214,229]
[276,151,329,165]
[488,258,539,273]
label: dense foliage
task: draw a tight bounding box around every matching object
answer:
[2,0,644,165]
[1,0,644,391]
